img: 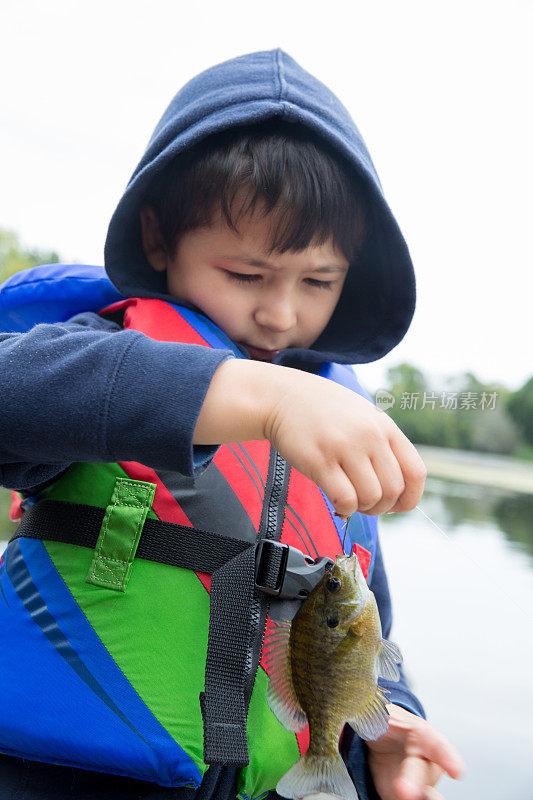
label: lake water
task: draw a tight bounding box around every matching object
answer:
[379,479,533,799]
[1,479,532,798]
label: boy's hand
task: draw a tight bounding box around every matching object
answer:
[261,365,426,517]
[194,360,426,517]
[366,704,465,800]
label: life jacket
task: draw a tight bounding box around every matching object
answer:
[0,264,378,800]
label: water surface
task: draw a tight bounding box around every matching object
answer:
[380,479,533,799]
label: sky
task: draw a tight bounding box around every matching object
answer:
[1,0,531,395]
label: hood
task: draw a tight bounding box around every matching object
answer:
[104,48,416,367]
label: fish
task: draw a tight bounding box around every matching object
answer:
[263,552,402,800]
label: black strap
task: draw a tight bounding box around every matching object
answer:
[200,448,291,767]
[10,500,250,574]
[192,764,240,800]
[199,545,258,766]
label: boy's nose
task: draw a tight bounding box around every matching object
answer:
[254,298,297,333]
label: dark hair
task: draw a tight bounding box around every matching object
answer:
[144,117,371,264]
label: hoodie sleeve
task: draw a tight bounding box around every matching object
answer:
[371,534,426,718]
[0,312,234,490]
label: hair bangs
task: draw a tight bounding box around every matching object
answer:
[145,118,370,264]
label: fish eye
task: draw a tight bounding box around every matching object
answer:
[327,577,341,593]
[326,616,339,628]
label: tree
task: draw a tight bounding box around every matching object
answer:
[386,363,427,395]
[506,377,533,446]
[384,363,524,455]
[0,229,59,283]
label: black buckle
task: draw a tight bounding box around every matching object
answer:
[254,540,333,600]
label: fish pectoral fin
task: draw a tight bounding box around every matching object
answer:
[348,685,391,741]
[348,623,363,641]
[332,623,363,659]
[377,638,403,682]
[263,619,308,733]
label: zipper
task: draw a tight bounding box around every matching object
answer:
[244,447,291,704]
[261,448,291,542]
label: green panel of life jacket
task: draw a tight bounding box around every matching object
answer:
[35,461,300,797]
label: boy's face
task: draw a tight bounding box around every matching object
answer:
[140,204,349,360]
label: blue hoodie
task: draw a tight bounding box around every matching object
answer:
[0,48,424,797]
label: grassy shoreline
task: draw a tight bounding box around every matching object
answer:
[415,444,533,494]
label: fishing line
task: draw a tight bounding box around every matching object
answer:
[341,517,350,554]
[414,503,533,622]
[334,512,351,554]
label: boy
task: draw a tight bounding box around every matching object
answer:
[0,49,464,799]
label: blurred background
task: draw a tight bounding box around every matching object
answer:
[1,1,532,796]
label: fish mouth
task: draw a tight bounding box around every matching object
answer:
[336,552,358,573]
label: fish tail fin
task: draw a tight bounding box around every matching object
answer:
[276,749,359,800]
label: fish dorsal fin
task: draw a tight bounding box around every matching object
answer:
[348,685,391,740]
[263,619,308,732]
[377,638,402,681]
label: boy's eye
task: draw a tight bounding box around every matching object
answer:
[305,278,333,290]
[224,271,333,290]
[225,271,261,283]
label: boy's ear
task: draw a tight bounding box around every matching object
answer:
[139,205,168,273]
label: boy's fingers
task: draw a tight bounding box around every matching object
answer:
[341,449,405,516]
[384,430,427,512]
[394,757,428,800]
[365,449,405,514]
[408,727,465,780]
[340,456,383,513]
[423,787,446,800]
[318,466,358,518]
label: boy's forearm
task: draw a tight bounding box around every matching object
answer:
[193,358,285,445]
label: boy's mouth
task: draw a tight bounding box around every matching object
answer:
[240,343,281,361]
